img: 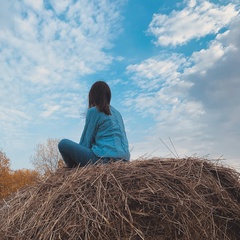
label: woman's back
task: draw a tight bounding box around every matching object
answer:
[92,106,130,160]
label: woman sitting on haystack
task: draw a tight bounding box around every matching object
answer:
[58,81,130,168]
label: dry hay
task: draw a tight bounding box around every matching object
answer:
[0,157,240,240]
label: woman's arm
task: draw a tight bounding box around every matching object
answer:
[79,108,99,148]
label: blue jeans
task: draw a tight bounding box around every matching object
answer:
[58,139,100,168]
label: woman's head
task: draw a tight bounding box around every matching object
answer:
[88,81,111,115]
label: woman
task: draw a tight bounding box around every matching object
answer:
[58,81,130,167]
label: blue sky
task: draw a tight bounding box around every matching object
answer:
[1,0,240,170]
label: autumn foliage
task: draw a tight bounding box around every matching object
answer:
[0,149,40,200]
[0,138,63,200]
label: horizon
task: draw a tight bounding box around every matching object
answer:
[0,0,240,171]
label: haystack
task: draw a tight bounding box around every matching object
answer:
[0,158,240,240]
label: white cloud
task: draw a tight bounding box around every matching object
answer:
[126,55,187,90]
[50,0,69,14]
[185,41,226,75]
[41,104,60,118]
[0,0,125,150]
[127,58,177,79]
[0,107,30,122]
[0,1,15,29]
[24,0,44,11]
[186,16,240,110]
[148,0,238,46]
[125,54,203,133]
[127,15,240,165]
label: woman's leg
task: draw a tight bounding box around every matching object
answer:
[58,139,98,167]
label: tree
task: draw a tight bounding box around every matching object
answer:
[10,169,40,193]
[0,149,10,170]
[0,149,40,200]
[30,138,64,177]
[0,149,11,199]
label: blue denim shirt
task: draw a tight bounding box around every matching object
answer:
[80,106,130,160]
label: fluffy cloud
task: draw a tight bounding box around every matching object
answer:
[126,55,187,91]
[0,0,124,148]
[126,55,204,147]
[127,9,240,163]
[148,0,238,46]
[125,48,205,158]
[185,16,240,151]
[186,17,240,108]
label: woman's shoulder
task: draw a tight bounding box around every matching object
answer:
[88,106,97,113]
[110,105,118,113]
[110,106,123,118]
[88,106,122,118]
[87,106,100,117]
[88,106,108,118]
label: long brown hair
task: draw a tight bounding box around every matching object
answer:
[88,81,111,115]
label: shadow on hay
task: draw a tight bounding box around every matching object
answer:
[0,157,240,240]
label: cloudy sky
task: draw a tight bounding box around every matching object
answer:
[1,0,240,170]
